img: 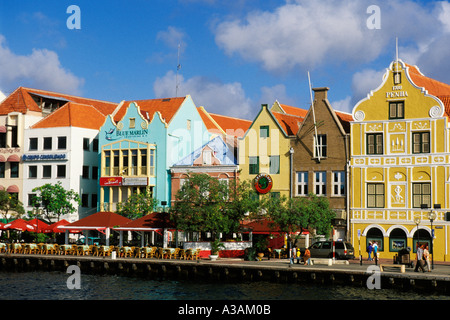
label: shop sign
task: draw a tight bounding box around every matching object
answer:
[122,177,148,186]
[254,173,273,194]
[22,153,67,161]
[100,177,122,186]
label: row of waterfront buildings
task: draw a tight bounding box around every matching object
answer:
[1,59,450,261]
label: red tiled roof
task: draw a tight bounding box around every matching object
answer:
[32,102,107,130]
[116,212,174,230]
[196,107,224,134]
[208,113,252,138]
[0,87,117,116]
[65,211,131,229]
[406,64,450,117]
[278,104,308,118]
[271,111,304,136]
[113,97,186,124]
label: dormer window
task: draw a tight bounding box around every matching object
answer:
[203,150,212,165]
[394,72,401,85]
[389,101,404,119]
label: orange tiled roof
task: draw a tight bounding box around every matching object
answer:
[406,64,450,117]
[0,87,117,116]
[334,110,353,133]
[31,102,107,130]
[113,97,186,124]
[272,111,304,136]
[196,107,224,134]
[278,103,308,118]
[208,112,252,137]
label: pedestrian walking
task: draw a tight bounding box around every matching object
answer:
[303,247,311,265]
[414,243,426,272]
[373,241,378,264]
[367,241,373,261]
[290,246,297,264]
[423,244,431,272]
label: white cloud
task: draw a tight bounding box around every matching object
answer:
[214,0,442,73]
[0,35,84,95]
[331,96,352,114]
[156,26,187,51]
[153,70,255,119]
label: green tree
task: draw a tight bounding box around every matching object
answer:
[32,182,81,222]
[170,174,258,244]
[261,193,335,243]
[0,190,25,221]
[116,191,158,219]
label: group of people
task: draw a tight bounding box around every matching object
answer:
[290,246,311,265]
[367,240,432,272]
[366,241,379,261]
[414,243,432,273]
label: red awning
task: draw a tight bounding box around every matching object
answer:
[44,219,81,233]
[7,185,19,193]
[61,211,132,231]
[0,155,5,162]
[115,212,174,231]
[241,219,309,235]
[0,126,6,133]
[7,155,20,162]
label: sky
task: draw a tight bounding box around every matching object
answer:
[0,0,449,120]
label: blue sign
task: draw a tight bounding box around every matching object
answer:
[22,154,67,161]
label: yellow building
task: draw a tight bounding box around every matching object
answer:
[350,60,450,262]
[239,102,307,198]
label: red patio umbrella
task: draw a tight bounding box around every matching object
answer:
[45,219,81,233]
[3,219,36,232]
[28,218,50,233]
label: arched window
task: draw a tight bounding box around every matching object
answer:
[389,228,407,252]
[366,227,383,252]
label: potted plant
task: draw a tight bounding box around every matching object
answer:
[254,237,268,261]
[210,238,225,261]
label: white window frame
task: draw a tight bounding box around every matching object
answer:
[314,171,326,196]
[332,171,345,196]
[296,171,308,196]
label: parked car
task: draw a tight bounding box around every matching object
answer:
[308,241,355,260]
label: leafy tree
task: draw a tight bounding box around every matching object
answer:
[0,190,25,221]
[32,182,81,222]
[116,191,158,219]
[170,174,258,242]
[260,193,335,245]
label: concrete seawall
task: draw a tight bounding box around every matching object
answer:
[1,254,449,295]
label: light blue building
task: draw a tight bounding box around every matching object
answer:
[98,95,211,211]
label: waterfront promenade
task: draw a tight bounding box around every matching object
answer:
[1,252,449,294]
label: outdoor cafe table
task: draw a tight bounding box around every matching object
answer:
[0,243,7,253]
[163,248,176,259]
[40,244,57,254]
[274,249,283,259]
[120,246,133,257]
[24,243,39,254]
[10,243,23,253]
[59,244,73,255]
[77,245,91,256]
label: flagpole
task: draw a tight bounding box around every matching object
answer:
[308,72,321,162]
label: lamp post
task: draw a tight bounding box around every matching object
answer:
[429,204,439,270]
[414,217,420,250]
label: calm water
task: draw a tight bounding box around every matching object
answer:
[0,270,448,301]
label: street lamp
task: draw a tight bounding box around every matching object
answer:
[414,217,421,254]
[428,204,439,270]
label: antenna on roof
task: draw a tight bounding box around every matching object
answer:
[308,71,321,162]
[176,43,182,97]
[396,37,399,72]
